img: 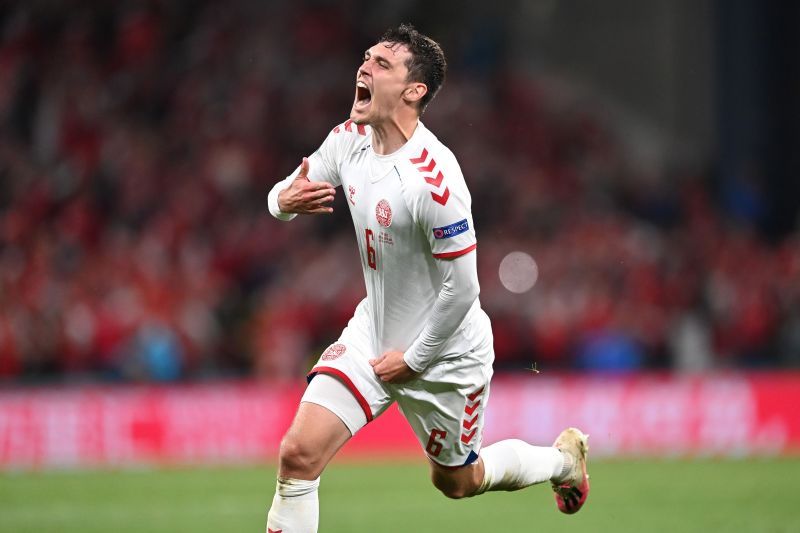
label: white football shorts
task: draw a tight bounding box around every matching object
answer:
[303,304,494,467]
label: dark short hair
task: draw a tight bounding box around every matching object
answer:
[380,23,447,114]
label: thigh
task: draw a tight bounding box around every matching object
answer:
[302,373,369,436]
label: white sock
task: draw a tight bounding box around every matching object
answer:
[476,439,566,494]
[266,477,320,533]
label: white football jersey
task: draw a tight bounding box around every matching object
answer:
[276,119,488,362]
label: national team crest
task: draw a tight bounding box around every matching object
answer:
[322,343,346,361]
[348,185,356,205]
[375,199,392,227]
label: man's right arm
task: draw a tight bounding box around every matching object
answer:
[267,157,336,220]
[268,127,342,221]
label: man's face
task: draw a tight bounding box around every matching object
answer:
[351,42,415,125]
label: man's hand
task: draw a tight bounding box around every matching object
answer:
[277,157,336,214]
[369,350,419,384]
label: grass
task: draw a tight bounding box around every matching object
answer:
[1,458,799,532]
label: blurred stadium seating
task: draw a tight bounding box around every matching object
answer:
[0,0,798,390]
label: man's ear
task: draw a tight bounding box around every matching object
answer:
[403,82,428,105]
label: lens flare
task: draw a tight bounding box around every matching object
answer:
[498,251,539,294]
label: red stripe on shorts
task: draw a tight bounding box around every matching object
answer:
[307,366,374,422]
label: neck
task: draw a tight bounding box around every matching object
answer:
[369,115,419,155]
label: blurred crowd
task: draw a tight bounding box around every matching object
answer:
[1,1,798,383]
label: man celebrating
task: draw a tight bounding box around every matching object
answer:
[266,24,589,532]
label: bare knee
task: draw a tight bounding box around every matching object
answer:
[279,435,324,479]
[431,466,482,499]
[433,478,474,499]
[276,402,352,479]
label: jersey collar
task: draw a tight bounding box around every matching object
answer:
[368,121,426,183]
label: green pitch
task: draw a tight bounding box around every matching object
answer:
[2,458,799,532]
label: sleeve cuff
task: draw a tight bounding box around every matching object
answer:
[402,348,426,373]
[267,184,298,221]
[432,243,476,259]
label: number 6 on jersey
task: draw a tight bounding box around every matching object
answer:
[365,229,377,270]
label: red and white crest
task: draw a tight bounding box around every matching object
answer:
[348,185,356,205]
[321,343,346,361]
[375,199,392,227]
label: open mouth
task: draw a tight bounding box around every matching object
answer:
[355,81,372,109]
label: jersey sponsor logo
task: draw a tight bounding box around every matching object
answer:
[348,185,356,205]
[433,219,469,239]
[321,343,347,361]
[375,199,392,227]
[409,146,450,205]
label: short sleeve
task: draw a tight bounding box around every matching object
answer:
[407,154,477,259]
[289,128,342,187]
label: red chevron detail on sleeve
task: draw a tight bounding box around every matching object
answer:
[462,413,479,431]
[460,428,477,444]
[268,529,282,533]
[357,123,366,135]
[431,187,450,205]
[418,158,436,173]
[344,119,354,132]
[464,399,481,416]
[467,386,485,401]
[424,170,444,188]
[410,147,448,203]
[333,125,341,133]
[409,148,428,164]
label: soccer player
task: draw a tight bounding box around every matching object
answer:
[265,24,589,532]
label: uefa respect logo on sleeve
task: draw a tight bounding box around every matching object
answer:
[433,218,469,239]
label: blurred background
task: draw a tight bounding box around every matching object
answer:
[2,0,799,384]
[1,0,800,454]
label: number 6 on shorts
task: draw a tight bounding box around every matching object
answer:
[425,428,447,457]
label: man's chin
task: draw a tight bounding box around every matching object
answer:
[351,101,375,123]
[349,110,369,125]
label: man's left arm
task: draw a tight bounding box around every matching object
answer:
[406,250,480,370]
[369,251,479,382]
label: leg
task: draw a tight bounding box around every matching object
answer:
[427,441,565,499]
[394,343,587,509]
[476,431,591,515]
[268,311,392,532]
[475,438,567,493]
[429,434,588,511]
[267,373,368,533]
